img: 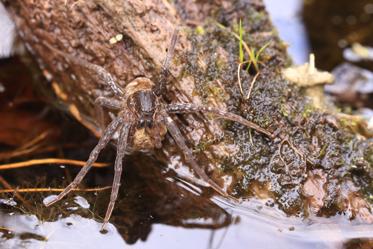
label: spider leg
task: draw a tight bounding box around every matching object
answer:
[95,102,106,132]
[166,103,273,138]
[44,116,124,207]
[163,113,229,198]
[43,40,124,97]
[154,28,179,96]
[95,96,122,132]
[101,122,131,230]
[162,28,179,71]
[95,96,122,110]
[84,63,124,97]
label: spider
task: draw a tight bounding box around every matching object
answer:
[43,29,273,230]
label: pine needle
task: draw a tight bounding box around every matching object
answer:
[0,158,110,171]
[0,186,111,194]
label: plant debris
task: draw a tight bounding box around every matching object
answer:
[283,54,334,86]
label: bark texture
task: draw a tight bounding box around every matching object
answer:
[4,0,373,222]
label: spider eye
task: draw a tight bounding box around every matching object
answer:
[139,120,146,128]
[146,120,153,128]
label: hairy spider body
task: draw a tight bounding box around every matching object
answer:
[132,91,157,128]
[115,77,167,151]
[43,30,273,230]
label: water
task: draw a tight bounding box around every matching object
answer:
[1,196,372,249]
[263,0,310,64]
[0,213,126,249]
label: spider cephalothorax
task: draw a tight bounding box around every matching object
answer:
[43,29,273,230]
[132,90,157,128]
[123,78,167,151]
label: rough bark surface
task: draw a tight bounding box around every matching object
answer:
[4,0,373,222]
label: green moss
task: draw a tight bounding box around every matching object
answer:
[339,117,358,129]
[318,143,328,158]
[364,144,373,166]
[279,103,289,117]
[247,11,267,26]
[302,103,315,119]
[194,141,208,153]
[195,25,205,35]
[180,4,372,218]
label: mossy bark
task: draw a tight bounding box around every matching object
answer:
[4,0,372,222]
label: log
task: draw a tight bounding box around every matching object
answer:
[3,0,372,222]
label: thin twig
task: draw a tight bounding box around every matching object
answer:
[237,60,251,97]
[0,130,54,161]
[248,129,253,146]
[0,158,110,171]
[0,145,59,161]
[246,72,260,101]
[0,227,14,233]
[0,186,111,194]
[0,176,33,210]
[277,139,289,172]
[237,61,260,101]
[19,130,51,150]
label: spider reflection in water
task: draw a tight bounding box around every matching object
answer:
[44,29,273,230]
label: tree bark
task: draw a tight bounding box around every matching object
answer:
[4,0,373,222]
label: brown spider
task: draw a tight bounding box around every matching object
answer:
[43,29,273,230]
